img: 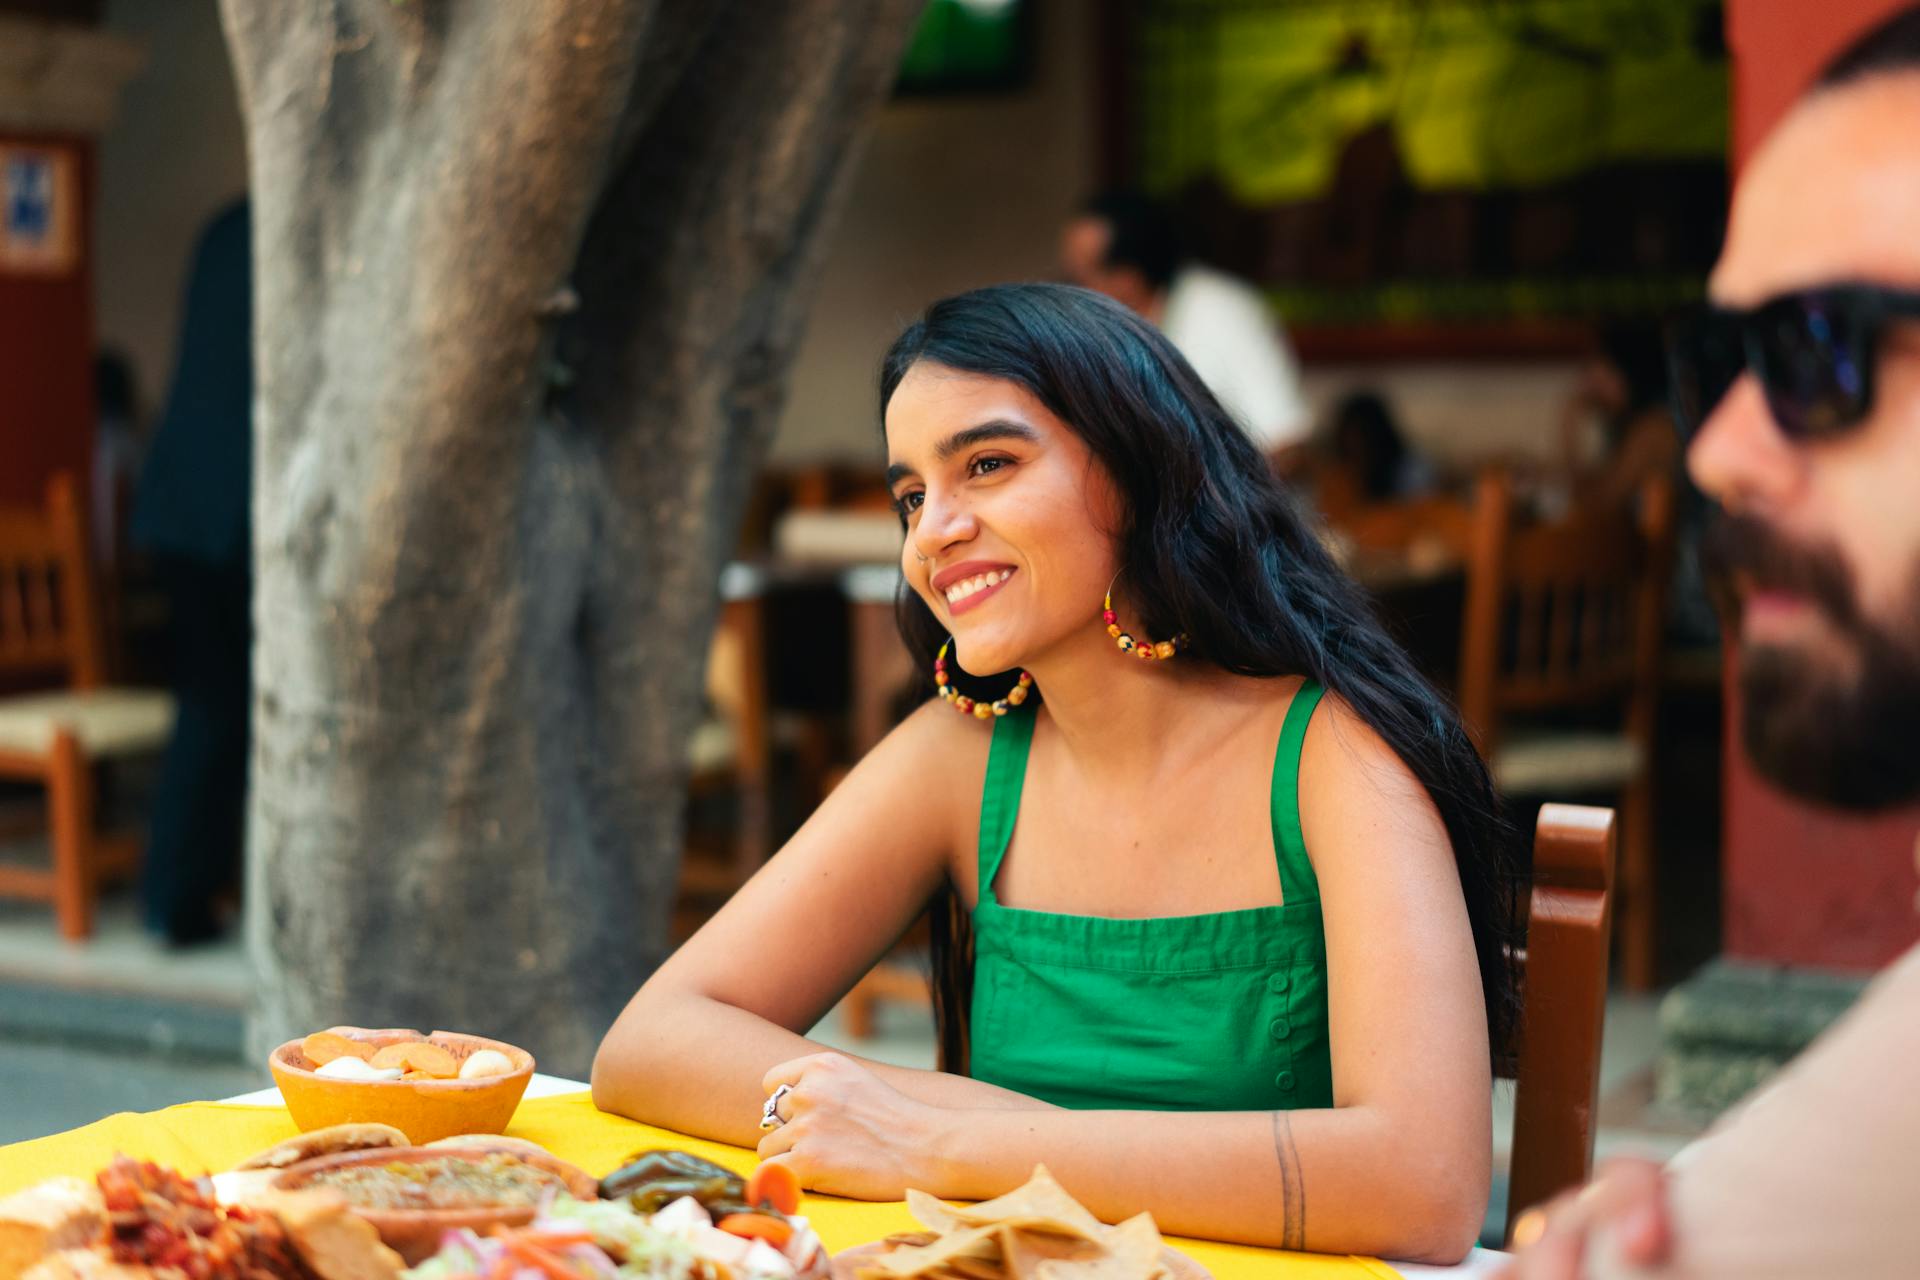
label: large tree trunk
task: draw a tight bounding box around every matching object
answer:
[222,0,919,1076]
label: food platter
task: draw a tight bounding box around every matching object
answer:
[0,1135,1208,1280]
[0,1027,1210,1280]
[269,1145,600,1265]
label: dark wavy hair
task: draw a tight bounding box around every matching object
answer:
[879,283,1522,1075]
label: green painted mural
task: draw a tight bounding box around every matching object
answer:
[1125,0,1730,329]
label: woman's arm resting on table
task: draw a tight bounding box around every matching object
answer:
[592,703,1055,1147]
[756,697,1493,1265]
[757,1061,1474,1259]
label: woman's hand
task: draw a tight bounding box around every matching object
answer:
[754,1052,956,1200]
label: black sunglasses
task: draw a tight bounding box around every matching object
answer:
[1666,284,1920,442]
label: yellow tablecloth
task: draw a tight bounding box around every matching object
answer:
[0,1093,1398,1280]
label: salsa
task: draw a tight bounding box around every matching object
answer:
[306,1154,564,1211]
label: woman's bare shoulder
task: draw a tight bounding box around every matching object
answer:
[879,696,995,768]
[1296,686,1427,798]
[842,698,994,817]
[1294,685,1454,882]
[839,698,996,892]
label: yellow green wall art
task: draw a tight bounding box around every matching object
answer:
[1126,0,1729,330]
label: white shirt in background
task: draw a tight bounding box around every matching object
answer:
[1159,263,1310,452]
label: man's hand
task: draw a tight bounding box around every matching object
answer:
[1497,1157,1671,1279]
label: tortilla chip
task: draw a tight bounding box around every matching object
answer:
[861,1224,1003,1277]
[947,1258,1006,1280]
[1000,1228,1105,1280]
[906,1190,964,1235]
[860,1256,996,1280]
[1097,1215,1163,1272]
[1032,1251,1166,1280]
[1029,1243,1159,1280]
[884,1232,942,1249]
[871,1168,1189,1280]
[942,1167,1105,1242]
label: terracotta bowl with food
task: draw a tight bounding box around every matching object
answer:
[269,1027,535,1144]
[272,1143,598,1264]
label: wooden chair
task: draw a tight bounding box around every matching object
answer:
[1330,471,1672,988]
[1463,472,1674,991]
[0,474,174,939]
[1504,803,1617,1235]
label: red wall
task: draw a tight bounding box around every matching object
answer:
[1720,0,1920,971]
[0,131,93,508]
[1728,0,1919,167]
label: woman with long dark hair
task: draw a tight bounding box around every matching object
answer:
[594,284,1519,1263]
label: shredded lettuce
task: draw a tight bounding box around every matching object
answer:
[402,1230,486,1280]
[537,1196,703,1278]
[400,1194,820,1280]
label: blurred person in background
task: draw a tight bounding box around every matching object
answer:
[1558,322,1678,510]
[1325,389,1435,503]
[1060,189,1312,470]
[1502,8,1920,1275]
[1558,322,1718,643]
[92,349,144,571]
[130,198,252,947]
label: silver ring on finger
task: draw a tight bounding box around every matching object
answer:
[759,1083,794,1131]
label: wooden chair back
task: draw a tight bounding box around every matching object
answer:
[1456,472,1675,754]
[1504,803,1617,1235]
[0,474,106,690]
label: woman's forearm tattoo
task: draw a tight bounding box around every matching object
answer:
[1271,1110,1305,1250]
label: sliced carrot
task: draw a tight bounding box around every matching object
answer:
[505,1238,585,1280]
[745,1162,802,1216]
[715,1214,794,1250]
[301,1032,374,1067]
[503,1232,595,1250]
[405,1041,461,1078]
[369,1042,421,1070]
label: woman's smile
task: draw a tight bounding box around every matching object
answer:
[933,562,1017,616]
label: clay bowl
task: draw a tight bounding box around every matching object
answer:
[273,1144,598,1265]
[269,1027,535,1144]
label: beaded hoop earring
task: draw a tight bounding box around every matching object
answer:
[934,638,1033,720]
[1102,576,1187,662]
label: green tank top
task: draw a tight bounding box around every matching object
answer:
[969,681,1333,1112]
